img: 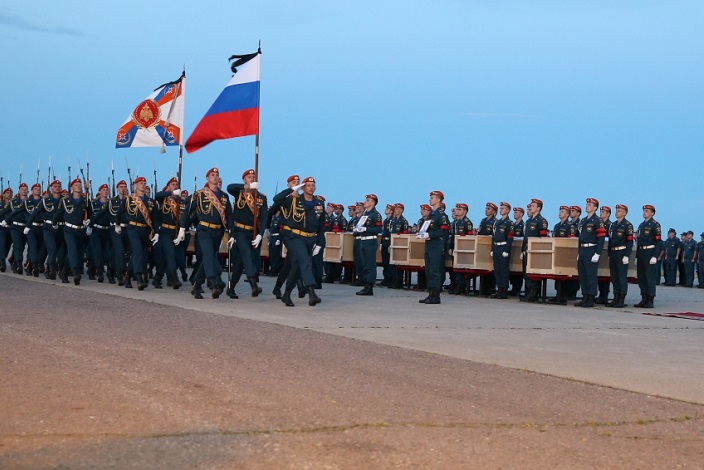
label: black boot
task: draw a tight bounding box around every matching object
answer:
[281,289,295,307]
[106,268,115,284]
[425,288,441,304]
[297,279,306,298]
[87,266,96,281]
[16,261,23,275]
[634,295,647,308]
[32,262,39,277]
[642,295,654,308]
[419,290,432,303]
[272,282,283,299]
[356,283,374,296]
[59,266,69,283]
[137,274,148,291]
[521,288,539,303]
[124,272,133,288]
[308,286,321,306]
[73,271,81,285]
[180,267,188,282]
[26,262,33,276]
[210,277,223,299]
[191,283,204,299]
[96,269,104,283]
[0,260,5,272]
[151,273,163,289]
[581,294,595,308]
[611,294,626,308]
[248,277,262,297]
[48,264,57,280]
[171,271,182,289]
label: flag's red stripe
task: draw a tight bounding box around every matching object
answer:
[185,108,259,153]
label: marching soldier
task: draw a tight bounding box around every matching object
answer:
[520,198,549,303]
[272,176,326,307]
[270,174,301,299]
[87,183,111,282]
[606,204,633,308]
[27,180,65,280]
[547,205,576,305]
[0,187,14,272]
[635,204,662,308]
[418,190,450,304]
[3,183,29,274]
[154,177,183,289]
[20,183,44,277]
[268,207,283,277]
[118,176,160,291]
[353,194,383,296]
[595,205,612,304]
[52,178,89,285]
[176,168,234,299]
[109,180,129,286]
[226,169,268,297]
[509,206,525,296]
[490,202,515,299]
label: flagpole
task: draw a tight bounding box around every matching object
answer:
[252,41,261,239]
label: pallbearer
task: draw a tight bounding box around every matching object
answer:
[354,194,383,296]
[509,206,525,296]
[490,202,515,299]
[634,204,662,308]
[419,190,450,304]
[520,198,549,303]
[606,204,633,308]
[574,198,606,308]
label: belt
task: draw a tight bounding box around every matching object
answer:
[580,243,596,247]
[110,222,126,227]
[93,224,109,230]
[199,221,222,229]
[161,223,177,230]
[282,225,316,238]
[357,235,377,241]
[493,241,507,245]
[271,233,279,237]
[32,222,43,227]
[382,236,391,240]
[129,221,148,228]
[44,220,53,225]
[12,222,25,227]
[64,222,82,230]
[639,244,655,250]
[235,222,253,230]
[610,245,627,251]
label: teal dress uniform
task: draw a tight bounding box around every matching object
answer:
[576,213,606,306]
[607,218,634,306]
[22,195,44,276]
[449,216,474,295]
[682,238,696,287]
[88,197,111,282]
[521,213,549,301]
[478,215,497,296]
[226,184,268,291]
[0,197,13,271]
[154,191,183,288]
[662,236,681,286]
[27,193,65,280]
[119,193,160,289]
[5,196,29,273]
[491,217,515,298]
[353,207,383,289]
[697,239,704,288]
[272,187,326,306]
[636,216,662,304]
[422,208,450,302]
[52,194,89,284]
[108,195,129,284]
[388,214,409,289]
[548,219,576,305]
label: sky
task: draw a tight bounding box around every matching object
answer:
[1,1,702,231]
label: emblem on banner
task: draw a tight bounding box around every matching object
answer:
[131,99,160,129]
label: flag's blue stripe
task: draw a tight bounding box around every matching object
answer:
[204,81,260,117]
[115,126,138,148]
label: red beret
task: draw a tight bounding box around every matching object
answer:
[486,202,498,211]
[287,174,300,183]
[302,176,315,184]
[385,203,394,210]
[116,180,127,187]
[348,205,356,210]
[600,205,611,213]
[513,207,525,214]
[531,198,543,207]
[586,197,599,208]
[50,179,61,187]
[643,204,655,213]
[395,203,405,210]
[242,169,255,180]
[317,195,326,202]
[133,176,146,185]
[420,204,431,211]
[455,203,468,211]
[98,183,109,192]
[429,190,444,199]
[355,201,364,207]
[19,182,28,189]
[3,187,12,194]
[615,203,628,212]
[181,190,189,197]
[70,178,82,187]
[570,205,581,213]
[500,201,511,210]
[206,167,218,178]
[162,177,178,191]
[366,193,378,203]
[560,205,570,211]
[31,183,41,190]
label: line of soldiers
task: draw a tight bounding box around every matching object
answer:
[0,173,688,309]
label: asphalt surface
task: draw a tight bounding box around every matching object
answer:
[1,272,703,469]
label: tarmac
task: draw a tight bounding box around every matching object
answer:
[5,270,704,405]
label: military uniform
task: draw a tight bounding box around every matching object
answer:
[27,184,65,280]
[52,182,89,284]
[108,186,129,285]
[380,204,394,287]
[154,180,183,289]
[490,203,515,299]
[5,187,29,274]
[272,179,326,306]
[388,204,409,289]
[697,234,704,288]
[21,187,45,276]
[547,208,576,305]
[521,200,549,302]
[420,191,450,304]
[662,231,681,286]
[353,194,383,296]
[87,189,111,282]
[477,203,498,297]
[682,234,696,287]
[575,200,606,308]
[595,208,613,304]
[448,203,474,295]
[268,210,284,277]
[635,205,662,308]
[0,189,15,272]
[606,205,633,307]
[509,208,525,295]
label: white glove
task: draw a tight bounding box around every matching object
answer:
[86,227,92,236]
[634,258,637,265]
[227,236,235,249]
[622,256,629,265]
[357,227,366,233]
[292,183,305,191]
[83,219,91,227]
[0,220,7,228]
[422,232,429,239]
[264,229,270,238]
[52,224,58,230]
[275,240,280,246]
[649,256,657,265]
[448,249,453,256]
[591,253,600,263]
[151,233,159,246]
[249,181,259,190]
[312,244,321,256]
[490,251,493,257]
[251,234,262,248]
[115,225,122,235]
[172,189,181,196]
[502,251,509,258]
[520,252,524,260]
[23,227,30,235]
[175,227,185,244]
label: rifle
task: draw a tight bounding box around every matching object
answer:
[125,157,133,193]
[78,158,88,196]
[36,159,41,189]
[19,164,23,187]
[86,160,93,199]
[1,175,4,193]
[47,156,52,189]
[111,160,116,198]
[68,165,71,185]
[153,166,158,195]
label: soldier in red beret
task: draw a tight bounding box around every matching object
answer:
[605,204,633,308]
[574,198,606,308]
[3,182,29,274]
[418,190,450,304]
[634,205,662,308]
[354,194,383,296]
[477,202,498,297]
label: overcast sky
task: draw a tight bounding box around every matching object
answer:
[1,1,702,230]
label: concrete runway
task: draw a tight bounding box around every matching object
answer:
[1,272,703,468]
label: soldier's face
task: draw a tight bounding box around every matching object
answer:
[32,187,40,197]
[207,171,219,186]
[326,206,334,215]
[51,183,61,193]
[99,187,109,198]
[135,181,146,193]
[600,208,610,220]
[643,209,653,219]
[429,194,441,207]
[303,182,315,195]
[288,179,300,189]
[587,202,598,213]
[570,209,579,219]
[167,181,178,192]
[71,182,82,193]
[394,207,403,217]
[243,173,256,185]
[118,184,128,196]
[485,206,496,217]
[616,207,626,219]
[500,206,509,217]
[559,208,569,220]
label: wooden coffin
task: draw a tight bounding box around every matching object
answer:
[390,234,426,267]
[509,238,524,273]
[453,235,493,271]
[323,232,354,262]
[527,237,579,276]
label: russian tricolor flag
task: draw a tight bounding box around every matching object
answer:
[185,52,260,153]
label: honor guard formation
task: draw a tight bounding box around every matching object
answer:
[2,168,702,310]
